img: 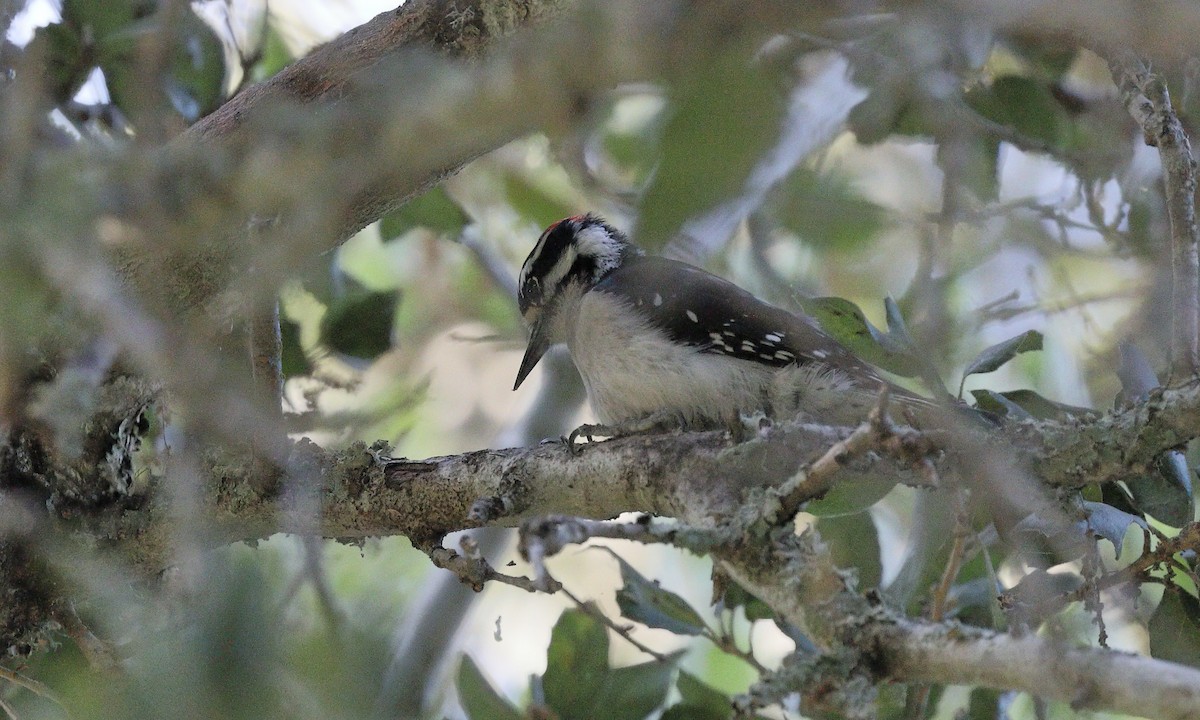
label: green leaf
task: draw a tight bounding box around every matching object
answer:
[886,296,949,394]
[1100,481,1140,517]
[797,297,922,377]
[965,687,1004,720]
[1007,511,1091,566]
[661,706,729,720]
[599,118,663,191]
[457,655,523,720]
[714,578,775,622]
[771,168,884,252]
[676,671,733,716]
[884,488,958,611]
[279,315,312,378]
[98,11,227,122]
[805,474,897,518]
[999,389,1087,420]
[1125,451,1194,528]
[542,610,610,719]
[636,52,782,249]
[847,83,918,145]
[319,290,398,361]
[251,25,294,82]
[883,296,913,345]
[593,654,682,720]
[970,389,1034,420]
[28,22,87,102]
[817,512,883,588]
[603,548,707,636]
[63,0,154,42]
[944,133,1001,203]
[966,75,1065,148]
[1149,588,1200,669]
[958,330,1043,395]
[969,388,1087,421]
[379,186,470,240]
[541,609,682,720]
[1114,341,1193,526]
[166,11,228,119]
[1082,501,1147,560]
[1005,40,1078,79]
[503,173,577,230]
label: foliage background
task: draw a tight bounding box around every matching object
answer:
[0,1,1197,719]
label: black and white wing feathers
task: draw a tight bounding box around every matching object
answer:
[594,255,886,385]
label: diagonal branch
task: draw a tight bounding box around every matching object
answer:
[187,0,572,143]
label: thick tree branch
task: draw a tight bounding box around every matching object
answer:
[501,483,1200,719]
[65,380,1199,576]
[4,376,1197,716]
[139,0,815,266]
[187,0,570,142]
[1016,379,1200,486]
[872,618,1200,720]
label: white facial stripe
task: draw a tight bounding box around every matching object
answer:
[542,245,577,289]
[573,224,623,276]
[519,223,561,289]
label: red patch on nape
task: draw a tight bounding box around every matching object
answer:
[542,215,585,237]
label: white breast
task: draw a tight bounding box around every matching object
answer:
[568,292,775,426]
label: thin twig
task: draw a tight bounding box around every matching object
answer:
[424,542,552,594]
[0,666,67,712]
[55,605,120,675]
[775,420,877,520]
[516,515,727,593]
[775,388,943,521]
[1111,53,1200,379]
[560,586,670,662]
[908,483,972,720]
[301,535,347,634]
[929,487,972,623]
[1003,521,1200,623]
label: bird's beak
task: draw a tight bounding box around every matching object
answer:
[514,315,551,390]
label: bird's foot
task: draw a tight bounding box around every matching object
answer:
[731,411,773,443]
[562,423,609,454]
[562,411,679,455]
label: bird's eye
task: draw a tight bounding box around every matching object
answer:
[519,276,543,312]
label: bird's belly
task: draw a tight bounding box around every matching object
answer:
[569,294,772,426]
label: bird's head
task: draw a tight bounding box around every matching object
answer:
[514,214,637,390]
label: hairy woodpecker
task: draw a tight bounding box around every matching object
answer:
[513,214,936,431]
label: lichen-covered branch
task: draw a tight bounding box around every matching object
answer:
[1018,379,1200,486]
[872,619,1200,720]
[3,372,1198,715]
[491,472,1200,719]
[62,379,1197,576]
[1110,53,1200,378]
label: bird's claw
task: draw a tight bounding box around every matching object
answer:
[731,411,772,443]
[563,424,604,455]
